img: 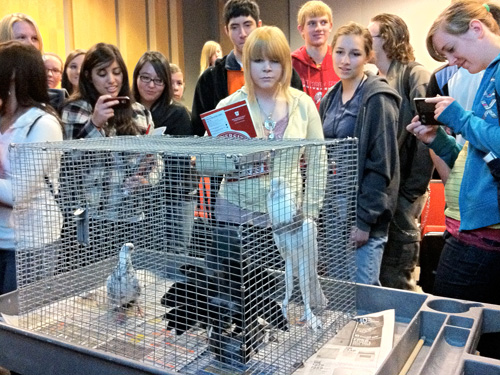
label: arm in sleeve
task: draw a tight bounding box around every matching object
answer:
[2,115,63,207]
[438,100,500,156]
[401,66,434,202]
[191,69,218,136]
[427,126,462,168]
[291,68,304,91]
[400,140,434,202]
[61,101,104,140]
[357,94,400,232]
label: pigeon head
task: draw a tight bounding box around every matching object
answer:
[121,242,134,252]
[119,243,135,262]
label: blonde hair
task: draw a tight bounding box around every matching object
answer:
[427,1,500,61]
[200,41,222,75]
[0,13,43,52]
[169,63,182,76]
[297,1,332,28]
[243,26,292,103]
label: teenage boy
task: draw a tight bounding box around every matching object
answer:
[292,1,339,110]
[192,0,302,136]
[367,13,433,291]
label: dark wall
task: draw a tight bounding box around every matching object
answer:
[182,0,221,110]
[259,0,292,40]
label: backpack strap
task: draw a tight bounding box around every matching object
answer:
[403,61,422,102]
[25,114,43,138]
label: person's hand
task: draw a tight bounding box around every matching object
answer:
[91,95,118,128]
[351,227,369,248]
[406,115,439,145]
[426,96,455,119]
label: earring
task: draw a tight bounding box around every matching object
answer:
[8,91,11,96]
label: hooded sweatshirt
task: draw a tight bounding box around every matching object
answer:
[0,107,63,250]
[292,46,340,110]
[320,74,401,237]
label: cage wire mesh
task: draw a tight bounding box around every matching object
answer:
[9,136,358,374]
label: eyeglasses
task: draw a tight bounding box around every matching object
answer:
[139,75,165,86]
[46,68,62,75]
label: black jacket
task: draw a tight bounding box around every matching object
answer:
[152,101,193,136]
[191,53,304,136]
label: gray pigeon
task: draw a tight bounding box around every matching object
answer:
[106,242,142,321]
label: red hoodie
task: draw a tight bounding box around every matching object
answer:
[291,45,339,110]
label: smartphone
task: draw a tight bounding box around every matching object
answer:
[414,97,443,126]
[103,96,130,109]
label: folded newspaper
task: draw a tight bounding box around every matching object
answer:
[294,309,395,375]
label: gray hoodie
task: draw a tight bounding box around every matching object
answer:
[319,74,401,237]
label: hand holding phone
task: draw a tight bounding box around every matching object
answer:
[103,96,130,109]
[92,96,130,128]
[414,98,443,126]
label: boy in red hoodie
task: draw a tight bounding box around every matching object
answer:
[292,1,339,110]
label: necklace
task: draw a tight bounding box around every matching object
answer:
[256,96,277,140]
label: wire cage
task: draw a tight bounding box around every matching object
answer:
[9,136,358,374]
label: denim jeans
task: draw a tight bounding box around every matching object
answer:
[433,231,500,305]
[355,236,387,286]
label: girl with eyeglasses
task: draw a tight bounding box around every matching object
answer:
[132,51,192,136]
[59,44,162,266]
[132,52,196,255]
[43,52,63,89]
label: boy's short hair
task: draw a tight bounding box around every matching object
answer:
[223,0,260,26]
[297,1,332,28]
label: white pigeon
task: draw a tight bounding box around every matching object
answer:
[267,177,328,332]
[267,177,297,232]
[106,242,143,322]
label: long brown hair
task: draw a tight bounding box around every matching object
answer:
[371,13,415,63]
[73,43,140,136]
[61,49,86,95]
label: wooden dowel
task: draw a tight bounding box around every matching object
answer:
[399,336,426,375]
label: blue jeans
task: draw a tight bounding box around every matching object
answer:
[433,231,500,305]
[356,236,387,285]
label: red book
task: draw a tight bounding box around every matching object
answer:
[200,100,257,139]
